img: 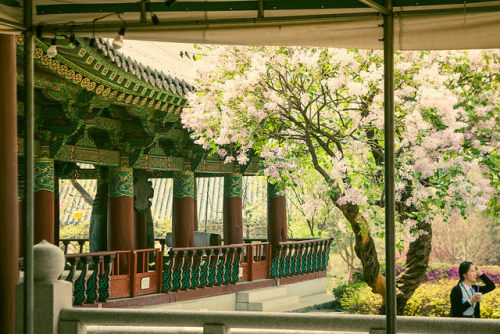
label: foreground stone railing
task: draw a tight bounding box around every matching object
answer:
[58,308,500,334]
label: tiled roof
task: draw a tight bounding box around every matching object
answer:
[95,38,195,97]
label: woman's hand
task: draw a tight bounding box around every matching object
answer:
[475,265,483,278]
[469,294,481,304]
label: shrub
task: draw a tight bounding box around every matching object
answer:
[404,280,454,317]
[338,283,382,315]
[480,286,500,319]
[333,282,366,301]
[405,280,500,318]
[335,280,500,318]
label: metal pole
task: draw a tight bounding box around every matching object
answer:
[23,0,35,333]
[383,0,396,333]
[54,176,60,247]
[140,0,147,23]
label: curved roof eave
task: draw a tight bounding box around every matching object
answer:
[16,35,193,120]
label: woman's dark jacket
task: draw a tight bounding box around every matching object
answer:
[450,273,496,318]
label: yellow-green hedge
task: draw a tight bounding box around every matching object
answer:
[338,280,499,318]
[339,285,382,315]
[404,280,455,317]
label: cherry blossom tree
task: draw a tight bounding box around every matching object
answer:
[182,46,498,314]
[287,170,357,281]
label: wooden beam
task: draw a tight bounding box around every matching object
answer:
[358,0,390,15]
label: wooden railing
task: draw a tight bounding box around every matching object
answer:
[54,238,331,306]
[270,238,333,279]
[240,242,270,281]
[61,248,161,305]
[161,245,244,292]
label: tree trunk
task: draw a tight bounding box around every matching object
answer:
[395,219,433,314]
[70,179,94,206]
[337,202,386,304]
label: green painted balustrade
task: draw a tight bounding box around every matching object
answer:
[49,238,330,306]
[270,238,333,279]
[162,245,244,293]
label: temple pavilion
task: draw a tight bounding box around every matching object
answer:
[14,35,332,308]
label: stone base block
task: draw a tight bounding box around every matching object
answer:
[16,280,73,334]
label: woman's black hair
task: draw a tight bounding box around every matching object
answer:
[458,261,473,281]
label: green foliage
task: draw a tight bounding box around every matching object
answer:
[337,282,382,315]
[332,281,366,309]
[243,200,267,238]
[480,286,500,319]
[287,219,316,239]
[405,280,500,319]
[335,280,500,318]
[404,280,454,317]
[60,220,89,239]
[60,220,90,253]
[153,218,172,238]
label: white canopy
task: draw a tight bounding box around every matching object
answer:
[1,0,500,50]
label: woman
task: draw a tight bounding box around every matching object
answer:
[450,261,495,318]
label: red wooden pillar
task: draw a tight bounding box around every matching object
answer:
[194,177,198,232]
[223,172,243,245]
[172,161,194,247]
[0,33,19,334]
[34,142,55,244]
[108,155,134,252]
[267,182,288,246]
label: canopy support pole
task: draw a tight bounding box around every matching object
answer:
[358,0,391,15]
[383,1,396,333]
[23,0,35,333]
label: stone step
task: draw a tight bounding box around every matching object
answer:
[247,295,300,312]
[292,293,335,312]
[236,285,288,303]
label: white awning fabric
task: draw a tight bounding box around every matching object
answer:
[1,1,500,50]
